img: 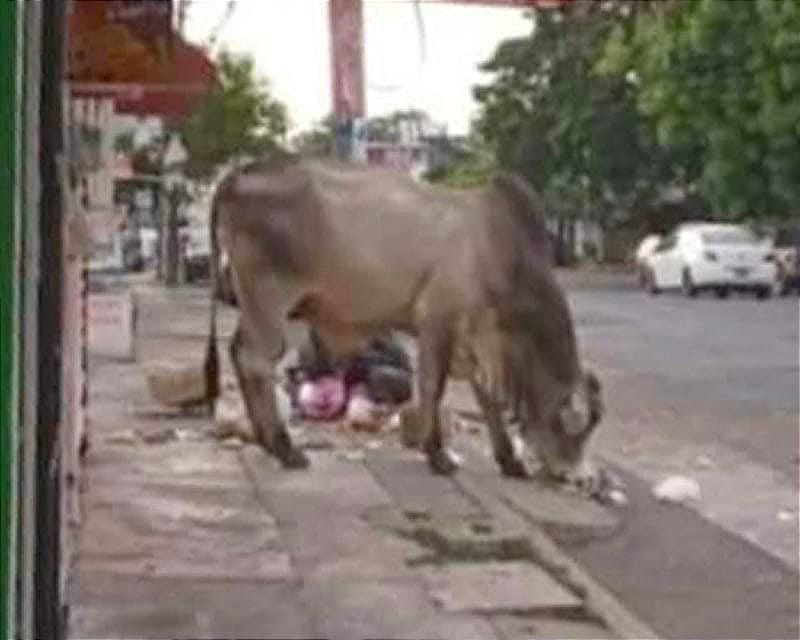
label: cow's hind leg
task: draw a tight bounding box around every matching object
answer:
[468,376,528,479]
[417,318,458,475]
[229,321,308,469]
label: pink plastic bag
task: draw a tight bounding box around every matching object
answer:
[297,375,347,421]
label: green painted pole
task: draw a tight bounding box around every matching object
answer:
[0,1,23,638]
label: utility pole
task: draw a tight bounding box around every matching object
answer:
[329,0,365,161]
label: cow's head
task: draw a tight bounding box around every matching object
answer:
[519,367,607,495]
[495,293,607,495]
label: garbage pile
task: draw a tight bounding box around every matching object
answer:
[284,332,413,433]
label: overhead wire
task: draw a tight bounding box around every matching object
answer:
[207,0,237,49]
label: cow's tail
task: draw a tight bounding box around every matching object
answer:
[203,190,221,414]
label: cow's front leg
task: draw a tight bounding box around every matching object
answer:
[417,318,458,475]
[229,323,308,469]
[468,375,529,479]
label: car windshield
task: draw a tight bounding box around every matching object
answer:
[774,228,800,246]
[701,228,759,246]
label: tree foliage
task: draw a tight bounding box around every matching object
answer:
[474,0,800,225]
[181,51,288,180]
[599,0,800,220]
[291,115,336,157]
[475,2,671,227]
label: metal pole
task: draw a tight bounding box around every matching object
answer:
[329,0,365,161]
[0,1,23,637]
[164,186,180,286]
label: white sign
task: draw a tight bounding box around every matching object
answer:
[88,290,136,360]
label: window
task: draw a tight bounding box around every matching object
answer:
[701,227,759,246]
[657,233,677,252]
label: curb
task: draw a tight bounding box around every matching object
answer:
[454,469,659,640]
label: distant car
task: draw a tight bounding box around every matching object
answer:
[178,223,211,283]
[175,223,237,303]
[768,225,800,296]
[633,234,662,287]
[640,222,776,299]
[139,227,159,267]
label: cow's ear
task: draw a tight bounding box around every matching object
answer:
[581,368,603,428]
[559,405,586,437]
[584,369,601,395]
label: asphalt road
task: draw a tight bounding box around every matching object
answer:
[551,271,799,640]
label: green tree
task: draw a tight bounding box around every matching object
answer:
[599,0,800,220]
[291,114,335,157]
[113,130,136,155]
[365,109,436,143]
[182,50,288,180]
[474,2,671,229]
[424,131,496,188]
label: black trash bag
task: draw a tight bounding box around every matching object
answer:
[347,336,413,406]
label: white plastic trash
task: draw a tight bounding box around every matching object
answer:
[653,475,701,504]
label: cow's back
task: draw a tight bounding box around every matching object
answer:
[217,156,495,327]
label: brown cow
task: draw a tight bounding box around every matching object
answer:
[204,151,606,491]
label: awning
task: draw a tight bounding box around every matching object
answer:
[69,0,217,122]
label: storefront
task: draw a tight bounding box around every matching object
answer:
[2,1,84,638]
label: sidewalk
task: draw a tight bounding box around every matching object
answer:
[67,279,655,640]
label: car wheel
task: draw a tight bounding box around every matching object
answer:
[646,268,660,295]
[176,254,188,285]
[637,267,648,289]
[681,268,698,298]
[715,287,730,299]
[755,286,771,300]
[772,264,790,297]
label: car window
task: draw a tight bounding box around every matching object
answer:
[701,227,759,245]
[657,233,677,252]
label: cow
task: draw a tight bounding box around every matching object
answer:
[204,150,606,492]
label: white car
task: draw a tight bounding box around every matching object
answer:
[177,223,211,283]
[633,234,662,287]
[641,223,776,299]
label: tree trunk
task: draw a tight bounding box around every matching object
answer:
[163,188,180,286]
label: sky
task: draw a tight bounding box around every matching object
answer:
[183,0,532,135]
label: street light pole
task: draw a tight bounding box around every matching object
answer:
[161,134,188,287]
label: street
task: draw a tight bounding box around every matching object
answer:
[555,270,799,639]
[69,271,798,640]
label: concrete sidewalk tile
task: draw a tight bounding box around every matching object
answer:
[87,441,247,488]
[79,549,293,581]
[422,561,582,613]
[77,467,292,581]
[455,437,618,530]
[366,452,486,519]
[70,573,313,640]
[241,445,393,513]
[491,614,617,640]
[496,476,618,530]
[301,576,500,640]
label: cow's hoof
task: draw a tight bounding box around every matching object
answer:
[279,446,310,470]
[553,463,614,502]
[426,448,459,476]
[498,455,529,479]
